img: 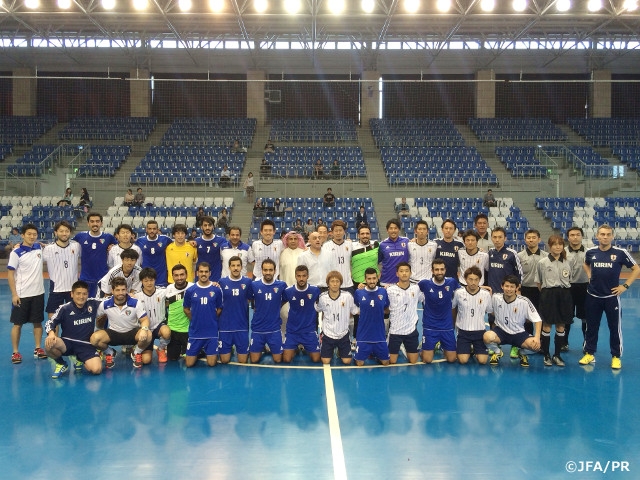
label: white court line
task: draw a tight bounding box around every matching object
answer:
[323,363,348,480]
[227,359,446,369]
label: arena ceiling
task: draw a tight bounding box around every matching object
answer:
[1,0,639,73]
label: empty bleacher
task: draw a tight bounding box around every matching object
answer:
[0,116,57,145]
[58,116,157,141]
[568,118,640,147]
[269,119,357,142]
[612,145,640,171]
[265,146,366,178]
[130,145,246,186]
[469,118,567,142]
[370,118,464,147]
[565,146,612,177]
[77,145,132,177]
[6,145,57,177]
[495,146,549,178]
[162,118,256,147]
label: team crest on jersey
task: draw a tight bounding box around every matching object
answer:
[100,239,105,244]
[157,242,163,247]
[273,288,279,293]
[209,291,214,297]
[307,294,313,299]
[241,284,246,290]
[445,286,450,291]
[503,254,508,260]
[125,309,131,315]
[611,254,617,261]
[454,246,459,251]
[341,301,345,306]
[213,242,219,247]
[37,253,41,258]
[87,306,93,313]
[378,295,384,300]
[514,307,518,313]
[562,269,570,278]
[401,242,407,247]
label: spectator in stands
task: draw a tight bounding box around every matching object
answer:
[273,198,284,217]
[243,172,255,202]
[189,229,198,241]
[232,140,246,153]
[483,189,497,208]
[4,227,21,256]
[220,165,232,187]
[58,188,73,206]
[330,159,340,179]
[217,208,229,232]
[293,219,305,236]
[123,189,135,207]
[264,139,275,153]
[195,207,206,228]
[304,219,315,239]
[323,188,336,208]
[355,205,368,228]
[396,197,410,218]
[260,158,271,179]
[78,188,91,213]
[253,198,265,217]
[314,159,324,178]
[134,188,145,207]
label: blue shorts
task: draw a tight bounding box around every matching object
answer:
[354,341,390,362]
[283,332,321,352]
[62,339,100,363]
[218,331,250,355]
[456,329,488,355]
[250,331,283,354]
[388,329,420,354]
[46,291,72,314]
[422,329,456,352]
[186,337,219,357]
[320,332,351,360]
[491,326,531,349]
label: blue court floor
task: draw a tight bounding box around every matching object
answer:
[0,280,639,479]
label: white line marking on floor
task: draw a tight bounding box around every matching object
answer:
[323,363,348,480]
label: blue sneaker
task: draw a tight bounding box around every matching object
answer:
[73,358,84,372]
[52,361,69,379]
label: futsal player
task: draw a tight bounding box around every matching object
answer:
[44,280,102,378]
[457,229,488,286]
[166,224,197,284]
[353,267,390,366]
[249,259,287,363]
[107,223,142,268]
[408,220,437,283]
[43,220,81,319]
[90,277,150,369]
[133,268,171,364]
[322,220,354,290]
[8,223,47,364]
[315,270,359,365]
[434,219,464,279]
[165,264,193,360]
[483,275,542,368]
[580,224,639,370]
[247,219,284,280]
[136,220,172,286]
[378,218,410,286]
[183,262,223,367]
[193,216,226,282]
[73,212,117,297]
[453,266,493,365]
[98,248,142,296]
[387,262,423,364]
[218,256,254,364]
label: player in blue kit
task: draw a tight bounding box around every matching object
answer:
[183,262,223,367]
[73,212,117,297]
[218,256,254,364]
[378,218,410,286]
[44,281,102,378]
[419,258,460,363]
[435,218,464,279]
[282,265,322,363]
[249,259,287,363]
[353,267,390,366]
[580,224,639,370]
[136,220,171,286]
[193,216,225,282]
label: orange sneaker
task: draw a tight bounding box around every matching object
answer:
[157,348,168,363]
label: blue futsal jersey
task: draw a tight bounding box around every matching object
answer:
[283,284,321,335]
[435,238,464,279]
[73,231,117,282]
[487,245,522,293]
[419,277,460,330]
[45,298,102,344]
[218,276,254,332]
[136,234,171,286]
[378,236,410,284]
[195,235,226,281]
[585,245,637,298]
[183,282,223,339]
[250,278,287,333]
[354,287,389,342]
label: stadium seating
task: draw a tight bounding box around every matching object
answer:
[0,116,57,144]
[6,145,57,177]
[270,119,357,142]
[77,145,132,177]
[370,118,464,147]
[265,146,366,178]
[495,146,549,178]
[58,117,156,141]
[568,118,640,147]
[162,118,256,147]
[468,118,567,142]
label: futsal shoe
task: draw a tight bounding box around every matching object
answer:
[611,357,622,370]
[133,353,143,368]
[105,353,116,369]
[34,347,48,359]
[11,352,22,364]
[74,358,84,372]
[561,344,569,352]
[157,348,168,363]
[579,353,596,365]
[543,355,552,367]
[552,355,565,367]
[489,353,501,366]
[519,354,529,368]
[510,346,519,359]
[51,362,69,379]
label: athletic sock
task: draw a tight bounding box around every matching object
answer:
[134,346,144,355]
[564,322,571,340]
[159,337,170,350]
[554,331,566,356]
[55,356,66,365]
[541,330,551,356]
[104,347,115,356]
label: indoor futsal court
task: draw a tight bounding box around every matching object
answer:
[0,281,638,479]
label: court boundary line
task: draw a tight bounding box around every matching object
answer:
[226,359,447,369]
[323,363,348,480]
